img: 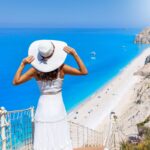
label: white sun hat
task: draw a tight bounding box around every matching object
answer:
[28,40,68,72]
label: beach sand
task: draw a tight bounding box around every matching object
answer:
[67,47,150,134]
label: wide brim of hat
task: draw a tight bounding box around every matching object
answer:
[28,40,67,72]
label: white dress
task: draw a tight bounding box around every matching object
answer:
[33,69,73,150]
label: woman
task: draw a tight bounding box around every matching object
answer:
[13,40,88,150]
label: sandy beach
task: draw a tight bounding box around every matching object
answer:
[67,47,150,133]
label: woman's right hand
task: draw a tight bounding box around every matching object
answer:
[22,56,34,65]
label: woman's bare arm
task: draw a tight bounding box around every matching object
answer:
[62,46,88,75]
[13,56,35,85]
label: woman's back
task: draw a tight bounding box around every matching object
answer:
[36,67,64,95]
[34,67,67,122]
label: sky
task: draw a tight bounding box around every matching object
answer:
[0,0,150,28]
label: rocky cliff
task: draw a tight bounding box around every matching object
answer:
[135,27,150,44]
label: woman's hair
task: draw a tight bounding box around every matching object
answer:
[36,68,59,81]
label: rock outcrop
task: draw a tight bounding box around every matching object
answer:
[119,59,150,137]
[135,27,150,44]
[145,55,150,64]
[134,76,150,105]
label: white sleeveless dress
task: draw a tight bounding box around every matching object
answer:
[33,69,73,150]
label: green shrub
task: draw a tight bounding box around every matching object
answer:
[120,127,150,150]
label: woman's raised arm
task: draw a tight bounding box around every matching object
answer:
[13,56,35,85]
[63,46,88,75]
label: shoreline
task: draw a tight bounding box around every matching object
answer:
[67,56,137,115]
[67,47,150,131]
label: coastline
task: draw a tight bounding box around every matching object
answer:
[67,47,150,131]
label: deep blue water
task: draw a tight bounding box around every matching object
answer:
[0,28,148,112]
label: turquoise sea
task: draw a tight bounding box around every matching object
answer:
[0,28,148,112]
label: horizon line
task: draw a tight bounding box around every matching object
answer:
[0,27,143,30]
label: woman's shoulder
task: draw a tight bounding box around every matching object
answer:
[59,64,67,77]
[30,67,38,73]
[28,67,39,78]
[61,63,69,69]
[60,63,71,72]
[61,64,72,71]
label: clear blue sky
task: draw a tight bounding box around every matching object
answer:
[0,0,150,28]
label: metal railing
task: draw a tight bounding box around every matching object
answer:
[0,107,34,150]
[68,121,103,148]
[103,112,127,150]
[0,107,103,150]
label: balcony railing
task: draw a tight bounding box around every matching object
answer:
[0,107,103,150]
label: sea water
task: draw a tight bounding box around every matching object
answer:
[0,28,148,112]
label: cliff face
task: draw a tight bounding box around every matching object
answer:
[135,27,150,44]
[119,62,150,138]
[120,76,150,149]
[128,66,150,123]
[134,76,150,107]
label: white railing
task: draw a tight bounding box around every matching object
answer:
[103,112,127,150]
[0,107,34,150]
[0,107,103,150]
[69,121,103,148]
